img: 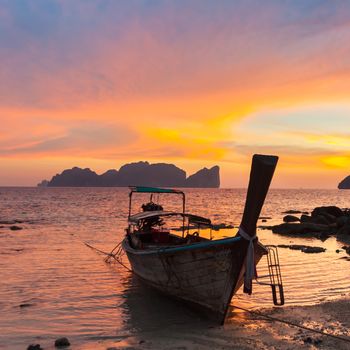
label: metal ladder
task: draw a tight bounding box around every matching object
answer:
[255,245,285,306]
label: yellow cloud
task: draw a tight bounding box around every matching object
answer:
[149,128,181,142]
[321,155,350,168]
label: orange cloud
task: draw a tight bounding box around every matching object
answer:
[1,1,350,186]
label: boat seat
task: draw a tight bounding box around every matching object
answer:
[135,230,171,244]
[151,230,170,243]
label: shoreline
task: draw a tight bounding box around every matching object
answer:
[12,297,350,350]
[67,297,350,350]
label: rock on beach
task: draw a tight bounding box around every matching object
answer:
[9,225,23,231]
[343,246,350,255]
[272,223,330,235]
[312,206,344,218]
[271,206,350,241]
[282,210,304,214]
[283,215,300,223]
[27,345,43,350]
[54,337,70,348]
[278,244,326,253]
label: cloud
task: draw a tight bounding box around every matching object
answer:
[233,104,350,149]
[1,1,350,187]
[215,104,350,169]
[231,143,336,157]
[1,0,350,109]
[0,121,137,156]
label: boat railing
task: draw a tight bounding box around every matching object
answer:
[255,245,285,306]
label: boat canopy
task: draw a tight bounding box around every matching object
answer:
[129,186,184,194]
[128,186,186,219]
[128,210,211,226]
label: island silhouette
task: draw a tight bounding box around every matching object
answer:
[39,161,220,188]
[338,175,350,189]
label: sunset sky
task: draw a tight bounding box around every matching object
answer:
[1,0,350,188]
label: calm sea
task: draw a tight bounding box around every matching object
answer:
[0,188,349,349]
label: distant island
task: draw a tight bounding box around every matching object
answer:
[38,161,220,188]
[338,176,350,189]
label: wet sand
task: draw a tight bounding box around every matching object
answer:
[69,298,350,350]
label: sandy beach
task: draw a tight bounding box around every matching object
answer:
[82,299,350,350]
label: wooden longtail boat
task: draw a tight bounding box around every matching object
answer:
[122,154,283,324]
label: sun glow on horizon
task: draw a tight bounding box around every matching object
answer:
[321,156,350,169]
[1,1,350,187]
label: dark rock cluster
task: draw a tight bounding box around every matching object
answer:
[54,337,70,347]
[270,206,350,243]
[27,337,71,350]
[9,225,22,231]
[41,161,220,188]
[0,220,24,231]
[27,345,43,350]
[343,245,350,255]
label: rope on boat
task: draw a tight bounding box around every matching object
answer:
[231,304,350,345]
[237,226,256,295]
[83,241,132,272]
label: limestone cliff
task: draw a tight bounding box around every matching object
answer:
[338,176,350,189]
[45,162,220,188]
[185,166,220,188]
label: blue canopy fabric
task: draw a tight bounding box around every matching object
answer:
[129,186,184,194]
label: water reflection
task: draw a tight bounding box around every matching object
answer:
[120,274,213,334]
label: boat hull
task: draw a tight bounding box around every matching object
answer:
[122,236,266,322]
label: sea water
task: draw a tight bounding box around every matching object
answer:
[0,188,349,349]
